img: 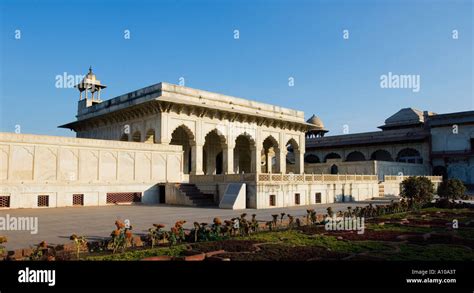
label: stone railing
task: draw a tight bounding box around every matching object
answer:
[191,173,439,184]
[189,173,257,184]
[257,173,377,183]
[384,175,443,182]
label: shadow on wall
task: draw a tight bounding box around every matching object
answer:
[334,194,354,203]
[141,184,165,205]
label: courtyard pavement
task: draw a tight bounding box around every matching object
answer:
[0,201,387,250]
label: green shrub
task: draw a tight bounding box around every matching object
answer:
[437,179,467,200]
[0,236,7,258]
[400,176,434,206]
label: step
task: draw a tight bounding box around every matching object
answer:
[178,183,217,206]
[371,196,400,201]
[188,195,213,200]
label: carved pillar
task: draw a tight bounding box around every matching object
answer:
[251,146,261,174]
[298,134,306,174]
[266,150,272,173]
[191,144,204,175]
[295,149,304,174]
[183,147,190,174]
[157,112,170,144]
[223,144,234,174]
[206,146,216,175]
[278,148,286,174]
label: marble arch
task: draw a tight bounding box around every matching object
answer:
[262,135,280,173]
[170,125,195,174]
[234,133,255,174]
[203,129,227,175]
[286,137,299,151]
[170,124,195,142]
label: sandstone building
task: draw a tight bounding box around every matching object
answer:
[305,108,474,186]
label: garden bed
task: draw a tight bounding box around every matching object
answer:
[405,232,474,248]
[217,244,349,261]
[296,224,426,242]
[190,240,261,253]
[3,204,474,261]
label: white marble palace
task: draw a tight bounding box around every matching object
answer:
[3,68,471,210]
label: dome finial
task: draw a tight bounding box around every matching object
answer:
[75,66,107,101]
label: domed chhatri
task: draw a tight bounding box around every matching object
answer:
[306,114,328,138]
[306,114,325,129]
[75,67,107,101]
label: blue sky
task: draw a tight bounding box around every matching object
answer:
[0,0,472,137]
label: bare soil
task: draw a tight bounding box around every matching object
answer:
[190,240,260,253]
[217,244,349,261]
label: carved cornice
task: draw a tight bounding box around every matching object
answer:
[64,99,311,133]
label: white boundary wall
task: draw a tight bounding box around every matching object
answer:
[0,133,183,209]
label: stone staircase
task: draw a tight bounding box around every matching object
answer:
[178,183,216,207]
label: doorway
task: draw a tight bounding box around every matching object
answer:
[159,185,166,204]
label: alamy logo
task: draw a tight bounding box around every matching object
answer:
[55,72,85,89]
[325,216,365,234]
[380,72,420,93]
[0,214,38,234]
[18,267,55,287]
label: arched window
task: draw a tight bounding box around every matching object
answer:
[304,154,320,164]
[397,148,422,164]
[330,164,338,174]
[324,153,341,162]
[346,151,366,162]
[370,150,393,161]
[132,131,141,142]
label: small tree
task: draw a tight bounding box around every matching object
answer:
[271,214,279,228]
[400,176,434,206]
[148,224,166,247]
[168,220,186,246]
[69,234,87,259]
[437,179,467,200]
[250,214,259,233]
[326,207,334,218]
[109,220,133,253]
[0,236,7,258]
